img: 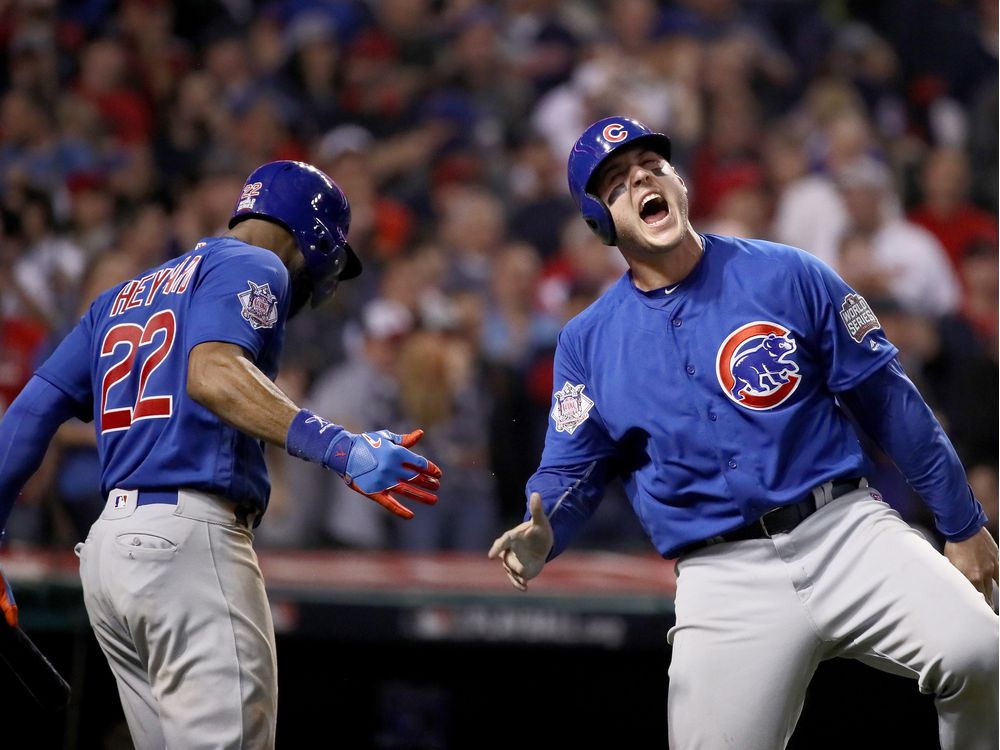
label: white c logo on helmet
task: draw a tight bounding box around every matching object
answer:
[602,123,628,143]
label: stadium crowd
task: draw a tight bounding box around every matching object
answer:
[0,0,996,553]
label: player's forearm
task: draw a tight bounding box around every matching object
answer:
[0,377,80,533]
[526,461,607,560]
[839,358,988,541]
[187,343,299,447]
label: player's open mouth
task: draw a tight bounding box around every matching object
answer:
[639,193,670,225]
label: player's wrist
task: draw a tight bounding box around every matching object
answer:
[285,409,352,475]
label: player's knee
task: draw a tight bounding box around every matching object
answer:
[935,621,999,698]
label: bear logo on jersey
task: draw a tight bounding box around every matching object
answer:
[551,382,595,434]
[717,322,801,411]
[238,280,279,330]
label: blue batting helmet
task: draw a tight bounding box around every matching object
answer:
[567,116,672,245]
[229,160,362,307]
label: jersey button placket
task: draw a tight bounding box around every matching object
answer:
[728,459,738,470]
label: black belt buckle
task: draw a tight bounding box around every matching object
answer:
[757,508,783,538]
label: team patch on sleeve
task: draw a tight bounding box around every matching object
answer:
[551,382,595,434]
[238,280,279,330]
[839,293,881,343]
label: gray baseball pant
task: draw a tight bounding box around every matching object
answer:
[78,489,277,750]
[668,488,999,750]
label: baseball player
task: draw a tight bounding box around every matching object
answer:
[0,161,442,748]
[489,117,999,749]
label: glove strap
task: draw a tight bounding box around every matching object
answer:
[285,409,352,475]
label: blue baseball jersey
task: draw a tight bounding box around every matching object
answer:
[529,233,902,558]
[33,237,290,510]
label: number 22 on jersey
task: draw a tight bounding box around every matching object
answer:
[99,310,176,433]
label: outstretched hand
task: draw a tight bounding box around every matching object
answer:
[488,493,554,591]
[341,428,442,520]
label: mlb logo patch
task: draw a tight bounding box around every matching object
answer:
[114,494,128,509]
[238,280,279,330]
[551,382,595,434]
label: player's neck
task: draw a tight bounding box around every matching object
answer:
[227,219,299,267]
[625,227,704,292]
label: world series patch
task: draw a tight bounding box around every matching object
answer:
[551,382,595,434]
[238,280,278,330]
[839,293,880,343]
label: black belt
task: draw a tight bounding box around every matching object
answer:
[683,477,866,554]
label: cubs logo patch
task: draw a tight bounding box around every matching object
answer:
[602,123,628,143]
[238,280,278,330]
[236,181,263,212]
[551,382,595,434]
[717,322,801,411]
[839,293,881,343]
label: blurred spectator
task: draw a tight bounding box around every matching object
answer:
[499,0,580,98]
[0,89,97,197]
[688,86,763,221]
[531,0,679,159]
[172,167,246,250]
[435,186,507,293]
[65,171,116,258]
[74,37,153,146]
[278,10,343,139]
[0,236,48,410]
[117,0,192,108]
[827,23,907,141]
[481,242,560,525]
[393,328,498,552]
[538,216,628,319]
[1,187,83,330]
[908,146,997,272]
[505,133,575,258]
[967,79,997,209]
[152,71,221,189]
[315,124,416,264]
[954,237,999,358]
[821,156,960,317]
[766,122,847,256]
[77,201,174,307]
[306,298,414,549]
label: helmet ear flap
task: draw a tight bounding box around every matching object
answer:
[302,217,348,306]
[580,193,616,245]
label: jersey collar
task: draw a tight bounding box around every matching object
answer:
[627,233,710,309]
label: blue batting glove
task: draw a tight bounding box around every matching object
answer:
[287,411,443,519]
[329,429,442,520]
